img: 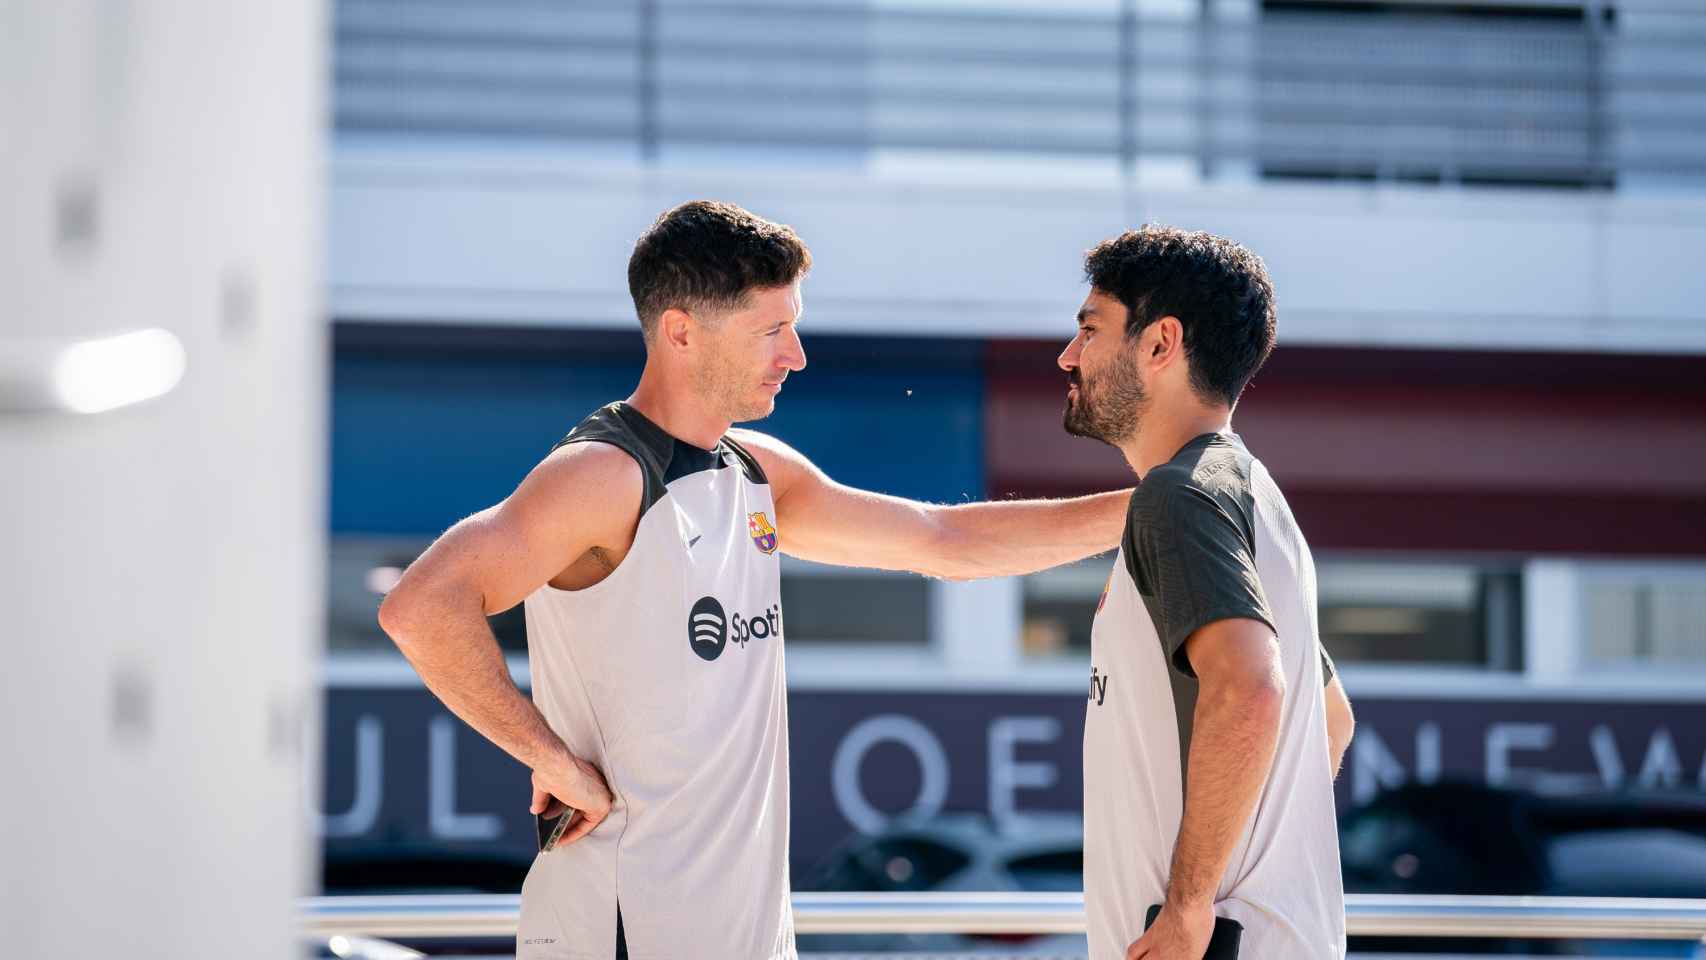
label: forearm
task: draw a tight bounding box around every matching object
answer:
[380,589,572,774]
[1165,680,1283,908]
[930,488,1132,579]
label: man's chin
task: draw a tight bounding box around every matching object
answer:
[1062,406,1094,440]
[731,398,776,424]
[1063,421,1101,442]
[1063,410,1121,446]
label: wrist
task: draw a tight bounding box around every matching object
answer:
[533,740,578,779]
[1163,889,1213,913]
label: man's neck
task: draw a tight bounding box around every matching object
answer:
[627,364,729,451]
[1118,404,1234,480]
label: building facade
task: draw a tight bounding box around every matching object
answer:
[318,0,1706,881]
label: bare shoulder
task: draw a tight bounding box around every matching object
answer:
[726,428,823,492]
[725,428,804,461]
[510,440,645,536]
[533,438,643,487]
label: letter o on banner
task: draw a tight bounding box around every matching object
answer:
[831,714,950,835]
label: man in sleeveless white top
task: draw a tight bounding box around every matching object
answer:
[378,201,1135,960]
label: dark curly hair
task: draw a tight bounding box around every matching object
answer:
[1083,224,1276,407]
[628,200,812,342]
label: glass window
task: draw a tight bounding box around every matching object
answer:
[326,539,930,655]
[1584,569,1706,667]
[1316,559,1522,669]
[1020,552,1523,669]
[1019,551,1116,657]
[1256,0,1617,189]
[780,558,930,647]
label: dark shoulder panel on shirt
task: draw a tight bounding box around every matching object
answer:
[1122,434,1277,677]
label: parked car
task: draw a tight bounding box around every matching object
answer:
[322,842,532,895]
[797,812,1088,956]
[1341,781,1706,956]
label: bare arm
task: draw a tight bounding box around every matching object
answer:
[1325,675,1355,780]
[733,429,1130,579]
[376,442,642,844]
[1131,619,1284,958]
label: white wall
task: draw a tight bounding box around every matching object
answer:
[329,145,1706,355]
[0,1,324,956]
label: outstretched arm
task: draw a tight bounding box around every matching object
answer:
[377,442,641,845]
[734,429,1130,580]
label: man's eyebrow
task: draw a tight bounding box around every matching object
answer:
[1077,307,1098,326]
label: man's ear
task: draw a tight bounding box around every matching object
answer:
[658,307,694,350]
[1148,315,1184,365]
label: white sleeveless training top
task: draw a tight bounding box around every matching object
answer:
[517,402,795,960]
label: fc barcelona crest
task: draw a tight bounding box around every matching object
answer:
[747,512,778,555]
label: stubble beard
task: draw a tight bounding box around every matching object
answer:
[1062,348,1146,447]
[696,348,773,425]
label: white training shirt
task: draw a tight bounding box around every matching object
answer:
[1083,432,1345,959]
[517,402,795,960]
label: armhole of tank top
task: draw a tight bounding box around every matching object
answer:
[719,433,770,486]
[531,436,664,604]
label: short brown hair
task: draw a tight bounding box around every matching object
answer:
[627,200,812,341]
[1084,224,1276,407]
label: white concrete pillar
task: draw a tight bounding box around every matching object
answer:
[0,1,325,956]
[932,576,1025,676]
[1524,559,1582,683]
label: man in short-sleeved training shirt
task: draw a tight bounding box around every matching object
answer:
[1057,226,1355,959]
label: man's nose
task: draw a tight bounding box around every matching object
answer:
[782,325,807,372]
[1057,337,1080,373]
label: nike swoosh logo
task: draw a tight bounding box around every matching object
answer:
[687,535,702,548]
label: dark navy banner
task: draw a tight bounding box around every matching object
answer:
[320,687,1706,879]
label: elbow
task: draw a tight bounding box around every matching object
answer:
[1203,665,1284,727]
[1328,713,1356,778]
[1247,674,1286,726]
[1228,663,1286,728]
[379,572,485,657]
[1330,706,1357,752]
[377,587,422,653]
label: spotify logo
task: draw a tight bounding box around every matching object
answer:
[687,596,783,662]
[688,596,727,661]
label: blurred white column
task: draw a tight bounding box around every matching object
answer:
[0,1,325,957]
[1524,559,1583,683]
[932,577,1024,677]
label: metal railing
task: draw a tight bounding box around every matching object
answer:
[331,0,1706,186]
[301,892,1706,943]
